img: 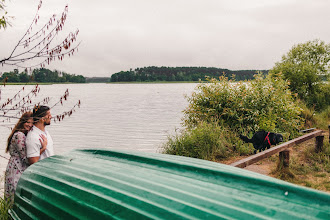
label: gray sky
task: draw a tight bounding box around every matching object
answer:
[1,0,330,77]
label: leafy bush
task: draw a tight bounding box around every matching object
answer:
[162,73,306,160]
[270,39,330,111]
[161,120,253,161]
[183,74,304,139]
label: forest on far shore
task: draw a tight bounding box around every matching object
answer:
[110,66,268,82]
[0,68,86,83]
[1,66,269,83]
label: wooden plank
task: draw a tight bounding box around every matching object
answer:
[299,128,316,133]
[230,130,324,168]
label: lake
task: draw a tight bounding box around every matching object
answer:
[0,83,198,158]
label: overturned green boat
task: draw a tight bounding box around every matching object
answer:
[10,149,330,219]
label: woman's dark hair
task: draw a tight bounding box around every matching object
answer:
[6,112,33,153]
[33,105,50,123]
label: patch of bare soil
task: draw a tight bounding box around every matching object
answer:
[222,154,278,176]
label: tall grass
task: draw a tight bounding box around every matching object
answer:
[0,174,12,220]
[0,196,12,220]
[300,103,330,129]
[314,106,330,129]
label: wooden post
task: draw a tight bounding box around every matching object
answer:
[279,150,290,168]
[315,135,324,153]
[329,125,330,144]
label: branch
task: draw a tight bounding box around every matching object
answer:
[0,1,80,69]
[53,100,81,122]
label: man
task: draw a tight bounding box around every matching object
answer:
[26,105,54,165]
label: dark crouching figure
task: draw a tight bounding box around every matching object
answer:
[239,131,283,154]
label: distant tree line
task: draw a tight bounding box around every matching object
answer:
[0,68,86,83]
[85,77,110,83]
[110,66,268,82]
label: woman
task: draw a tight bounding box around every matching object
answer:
[4,112,47,203]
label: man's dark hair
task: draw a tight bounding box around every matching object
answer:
[33,105,50,123]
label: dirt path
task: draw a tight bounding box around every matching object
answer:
[222,154,277,176]
[244,164,272,175]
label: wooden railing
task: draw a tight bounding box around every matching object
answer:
[230,130,324,168]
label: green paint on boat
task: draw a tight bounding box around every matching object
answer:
[10,149,330,219]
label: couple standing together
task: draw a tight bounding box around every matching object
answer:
[4,105,54,203]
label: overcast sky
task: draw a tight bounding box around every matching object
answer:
[1,0,330,77]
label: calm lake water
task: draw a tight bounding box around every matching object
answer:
[0,83,198,157]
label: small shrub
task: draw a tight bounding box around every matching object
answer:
[161,121,253,161]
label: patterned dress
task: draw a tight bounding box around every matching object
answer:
[4,131,29,202]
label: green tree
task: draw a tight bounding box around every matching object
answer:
[270,39,330,110]
[0,71,18,82]
[32,69,46,82]
[19,72,30,82]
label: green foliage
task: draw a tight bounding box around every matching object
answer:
[162,72,308,161]
[0,196,12,220]
[298,100,330,130]
[270,39,330,111]
[161,121,253,161]
[110,66,267,82]
[0,68,86,83]
[313,106,330,130]
[183,74,303,138]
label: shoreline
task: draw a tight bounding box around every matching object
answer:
[4,82,86,85]
[107,81,200,84]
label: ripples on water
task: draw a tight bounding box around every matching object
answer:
[0,83,198,156]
